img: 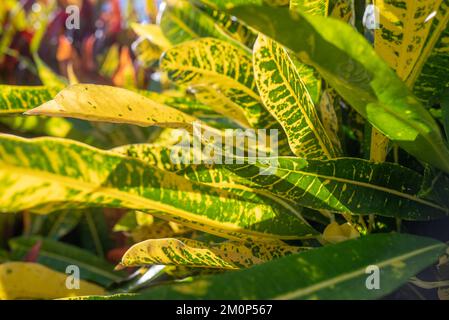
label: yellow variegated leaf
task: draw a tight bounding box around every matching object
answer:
[25,84,198,130]
[288,0,343,153]
[189,84,252,128]
[119,238,305,269]
[372,1,449,158]
[328,0,352,22]
[290,0,328,16]
[253,35,338,159]
[113,143,312,230]
[159,0,240,48]
[0,135,314,240]
[318,89,342,152]
[99,44,120,78]
[131,23,172,50]
[160,38,289,146]
[131,218,192,242]
[374,0,443,82]
[408,0,449,103]
[0,86,60,114]
[133,37,164,68]
[288,0,328,106]
[159,38,265,127]
[0,262,105,300]
[195,5,258,48]
[288,55,322,105]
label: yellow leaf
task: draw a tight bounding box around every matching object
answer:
[131,23,172,50]
[25,84,198,130]
[323,221,360,244]
[0,262,105,300]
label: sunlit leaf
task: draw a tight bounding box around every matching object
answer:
[0,135,314,240]
[119,238,305,269]
[0,262,105,300]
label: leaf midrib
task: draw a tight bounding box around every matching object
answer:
[263,40,334,158]
[239,161,448,213]
[273,242,445,299]
[0,163,299,240]
[165,63,262,103]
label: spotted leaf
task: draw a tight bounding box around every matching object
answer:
[119,238,305,269]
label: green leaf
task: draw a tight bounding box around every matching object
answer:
[44,210,83,240]
[78,209,112,258]
[253,34,338,159]
[9,236,122,287]
[0,134,313,240]
[194,3,258,48]
[119,238,305,269]
[441,90,449,143]
[217,3,449,173]
[132,233,447,299]
[0,249,9,263]
[0,86,60,114]
[227,157,449,220]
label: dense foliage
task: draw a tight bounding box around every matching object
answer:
[0,0,449,300]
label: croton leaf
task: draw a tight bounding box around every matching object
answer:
[25,84,198,129]
[113,143,310,227]
[227,156,449,220]
[209,2,449,173]
[374,0,449,104]
[159,0,235,46]
[0,86,60,114]
[253,34,338,159]
[290,0,329,16]
[0,135,315,240]
[130,233,447,299]
[114,144,448,220]
[160,37,291,153]
[119,238,305,269]
[161,38,274,129]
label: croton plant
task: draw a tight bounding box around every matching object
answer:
[0,0,449,300]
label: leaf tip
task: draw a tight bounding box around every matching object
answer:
[114,263,126,271]
[24,100,61,116]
